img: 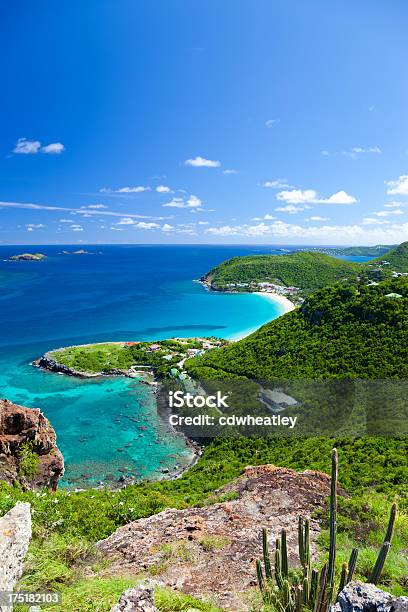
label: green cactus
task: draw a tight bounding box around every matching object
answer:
[282,579,293,609]
[383,502,397,546]
[347,548,358,584]
[368,502,396,584]
[275,546,284,589]
[327,448,338,592]
[369,541,391,585]
[262,528,273,581]
[337,562,348,595]
[256,449,397,611]
[281,529,289,578]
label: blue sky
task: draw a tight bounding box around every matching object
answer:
[1,0,408,245]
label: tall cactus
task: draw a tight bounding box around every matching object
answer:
[327,448,338,593]
[262,528,272,580]
[369,541,391,585]
[347,548,359,584]
[281,528,289,578]
[383,502,397,546]
[256,449,397,611]
[369,501,396,584]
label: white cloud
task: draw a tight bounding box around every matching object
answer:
[59,218,72,223]
[204,219,408,243]
[373,209,404,217]
[263,179,291,189]
[197,221,209,225]
[41,142,65,154]
[275,204,310,214]
[135,222,160,230]
[118,217,135,225]
[25,223,45,230]
[322,146,381,159]
[184,156,221,168]
[13,138,65,154]
[386,175,408,196]
[14,138,41,154]
[163,195,202,209]
[276,188,357,205]
[222,169,239,175]
[307,216,329,221]
[252,214,275,221]
[156,185,171,193]
[0,200,165,220]
[100,186,151,194]
[85,204,108,209]
[265,118,280,128]
[70,224,84,231]
[362,218,390,225]
[162,224,174,232]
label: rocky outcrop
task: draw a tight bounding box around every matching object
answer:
[110,583,158,612]
[0,503,32,612]
[0,399,64,490]
[332,582,408,611]
[98,465,336,611]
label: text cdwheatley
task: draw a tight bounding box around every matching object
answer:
[169,414,298,429]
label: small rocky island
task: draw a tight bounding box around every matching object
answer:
[9,252,47,261]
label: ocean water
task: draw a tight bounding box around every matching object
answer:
[0,244,290,487]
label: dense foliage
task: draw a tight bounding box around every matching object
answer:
[187,278,408,380]
[316,245,396,257]
[371,241,408,271]
[203,251,361,292]
[203,241,408,292]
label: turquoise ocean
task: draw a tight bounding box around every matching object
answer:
[0,245,372,487]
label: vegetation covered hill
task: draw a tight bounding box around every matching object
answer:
[202,251,361,292]
[202,241,408,293]
[187,277,408,380]
[316,244,396,257]
[371,241,408,271]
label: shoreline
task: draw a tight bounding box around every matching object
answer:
[226,291,296,341]
[32,292,295,489]
[253,291,296,314]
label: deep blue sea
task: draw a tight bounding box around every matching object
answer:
[0,244,298,488]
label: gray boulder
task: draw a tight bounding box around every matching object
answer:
[0,502,32,612]
[110,583,158,612]
[332,582,408,611]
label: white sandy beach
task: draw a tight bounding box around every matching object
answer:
[253,291,296,313]
[228,292,296,341]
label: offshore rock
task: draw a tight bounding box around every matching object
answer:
[98,465,336,611]
[0,502,32,612]
[0,399,64,490]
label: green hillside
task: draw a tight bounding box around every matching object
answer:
[187,277,408,380]
[202,251,361,292]
[370,240,408,271]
